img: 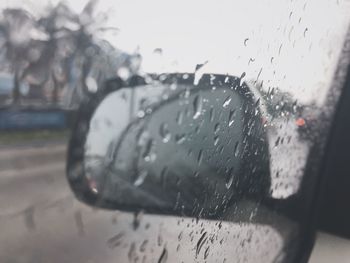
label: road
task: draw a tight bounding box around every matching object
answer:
[0,142,298,263]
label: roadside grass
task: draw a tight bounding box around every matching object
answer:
[0,129,70,145]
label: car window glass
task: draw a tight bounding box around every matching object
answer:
[0,0,349,263]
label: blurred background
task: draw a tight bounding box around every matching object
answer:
[0,0,349,262]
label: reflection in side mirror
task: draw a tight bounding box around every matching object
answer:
[67,74,270,219]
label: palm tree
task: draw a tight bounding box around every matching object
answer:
[0,8,46,105]
[0,1,128,108]
[29,0,119,107]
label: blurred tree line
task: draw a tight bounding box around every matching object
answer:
[0,0,140,108]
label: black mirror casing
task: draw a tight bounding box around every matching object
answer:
[66,74,271,219]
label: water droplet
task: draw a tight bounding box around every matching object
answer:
[214,123,220,134]
[137,110,145,118]
[174,192,181,210]
[278,44,283,55]
[248,57,255,65]
[176,111,184,125]
[197,150,203,165]
[193,94,203,119]
[225,167,234,189]
[223,96,232,108]
[183,89,191,99]
[303,27,308,37]
[178,231,183,241]
[234,142,240,157]
[193,171,200,178]
[204,246,210,260]
[183,74,189,80]
[214,136,219,146]
[275,136,281,147]
[158,246,168,263]
[255,98,260,107]
[134,171,148,186]
[158,230,163,246]
[196,232,208,257]
[74,210,84,236]
[228,109,236,127]
[209,107,215,122]
[194,125,201,134]
[140,240,148,252]
[194,61,208,85]
[244,38,249,46]
[210,74,216,84]
[287,11,293,19]
[107,232,125,249]
[239,72,246,86]
[175,133,186,144]
[142,139,156,162]
[153,48,163,55]
[159,123,171,143]
[132,210,144,230]
[128,242,137,262]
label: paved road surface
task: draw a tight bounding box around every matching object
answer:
[0,142,330,263]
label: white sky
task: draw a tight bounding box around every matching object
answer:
[1,0,349,105]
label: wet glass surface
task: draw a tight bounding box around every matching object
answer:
[0,0,349,262]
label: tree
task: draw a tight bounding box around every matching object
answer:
[0,8,47,105]
[25,0,120,107]
[0,1,134,108]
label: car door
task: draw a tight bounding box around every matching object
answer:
[0,0,349,263]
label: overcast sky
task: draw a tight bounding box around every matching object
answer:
[1,0,349,105]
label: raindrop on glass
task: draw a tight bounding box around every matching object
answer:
[209,107,215,122]
[197,149,203,165]
[239,72,246,86]
[223,96,232,108]
[158,246,168,263]
[176,111,184,125]
[244,38,249,46]
[107,232,125,249]
[234,142,240,157]
[214,123,220,134]
[132,210,144,230]
[134,171,148,187]
[214,136,219,146]
[193,94,203,119]
[142,139,156,162]
[175,134,186,144]
[225,167,234,189]
[228,109,236,127]
[140,240,148,252]
[159,123,171,143]
[196,232,207,257]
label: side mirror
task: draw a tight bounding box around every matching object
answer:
[67,74,270,219]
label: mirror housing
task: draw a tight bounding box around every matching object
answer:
[66,74,270,219]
